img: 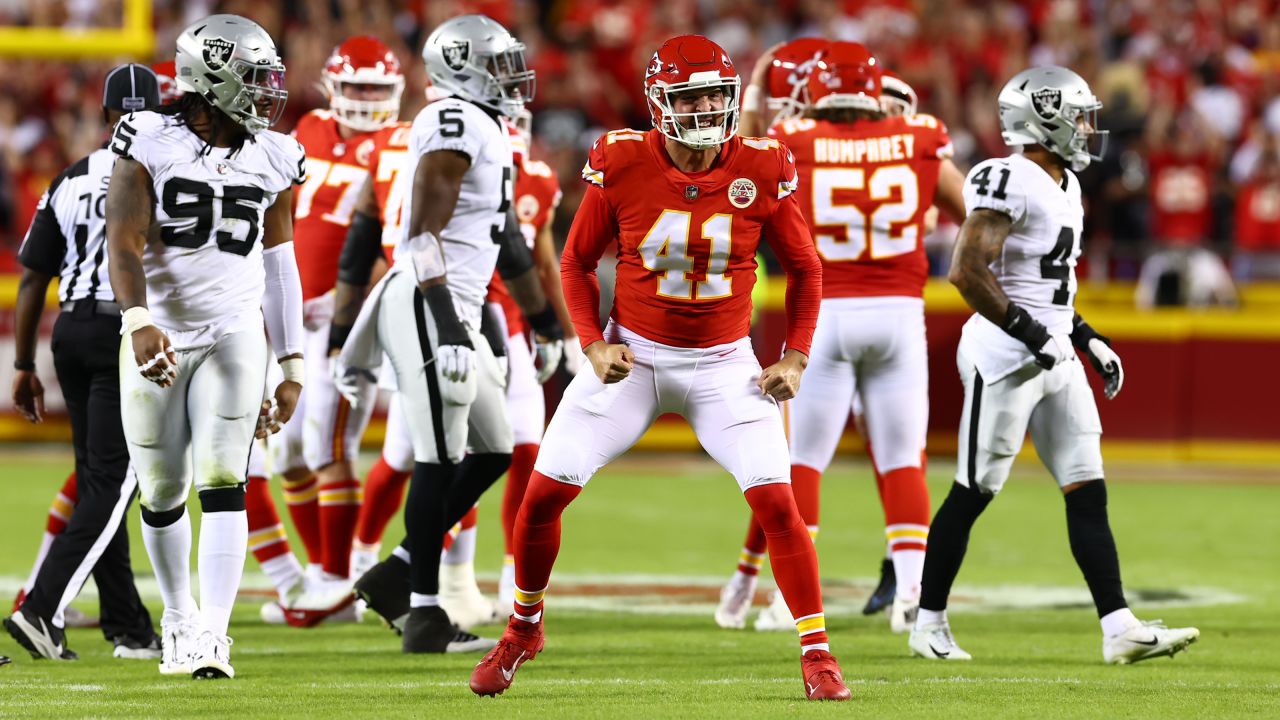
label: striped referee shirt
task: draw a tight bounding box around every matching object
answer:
[17,148,116,303]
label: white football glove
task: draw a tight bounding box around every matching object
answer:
[1031,334,1074,370]
[437,344,475,383]
[562,336,585,376]
[1086,337,1124,399]
[533,337,564,384]
[330,357,376,409]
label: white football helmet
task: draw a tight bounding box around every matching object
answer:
[998,66,1107,171]
[174,14,287,135]
[421,15,534,118]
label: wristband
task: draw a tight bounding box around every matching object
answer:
[407,231,446,283]
[422,284,472,348]
[280,357,305,385]
[13,360,35,372]
[743,84,764,113]
[526,304,564,341]
[329,323,353,354]
[122,306,155,335]
[1069,314,1111,351]
[1000,302,1049,351]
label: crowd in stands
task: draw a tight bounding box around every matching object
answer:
[3,0,1280,302]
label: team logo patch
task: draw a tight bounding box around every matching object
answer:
[442,40,470,71]
[215,161,230,175]
[202,37,235,71]
[355,138,375,167]
[1031,88,1062,120]
[728,178,757,208]
[516,194,540,222]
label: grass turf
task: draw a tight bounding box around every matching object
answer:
[1,448,1277,718]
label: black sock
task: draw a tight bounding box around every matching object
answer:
[406,461,453,596]
[919,482,992,612]
[444,453,512,526]
[1064,480,1128,617]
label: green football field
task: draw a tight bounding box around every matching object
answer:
[0,447,1277,718]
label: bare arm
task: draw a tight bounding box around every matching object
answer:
[408,149,469,292]
[947,208,1013,325]
[740,44,782,138]
[105,157,154,311]
[12,268,53,422]
[934,158,968,222]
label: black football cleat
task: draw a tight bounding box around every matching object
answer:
[401,606,496,654]
[862,558,896,616]
[354,556,411,635]
[4,608,75,660]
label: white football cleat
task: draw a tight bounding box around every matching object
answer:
[753,589,794,632]
[714,573,757,629]
[159,621,200,675]
[439,562,499,630]
[279,578,356,628]
[889,596,918,634]
[190,630,234,679]
[1103,620,1200,665]
[909,621,972,660]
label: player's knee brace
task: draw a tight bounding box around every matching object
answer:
[141,504,186,528]
[199,484,247,513]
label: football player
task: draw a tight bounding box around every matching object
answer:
[908,66,1200,664]
[327,14,562,653]
[105,15,306,678]
[469,35,851,702]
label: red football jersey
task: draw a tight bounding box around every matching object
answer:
[1235,180,1280,251]
[367,121,413,265]
[487,157,564,336]
[562,129,821,353]
[1148,151,1214,245]
[292,110,381,300]
[772,113,953,298]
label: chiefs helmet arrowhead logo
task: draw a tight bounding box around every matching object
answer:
[202,38,235,71]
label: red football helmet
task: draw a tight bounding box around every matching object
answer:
[323,35,405,132]
[644,35,741,149]
[151,60,184,104]
[765,37,830,124]
[880,69,918,117]
[806,41,882,113]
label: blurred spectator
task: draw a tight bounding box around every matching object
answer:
[1233,141,1280,280]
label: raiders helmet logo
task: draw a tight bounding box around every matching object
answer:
[442,40,471,71]
[203,38,235,71]
[728,178,757,208]
[1031,88,1062,120]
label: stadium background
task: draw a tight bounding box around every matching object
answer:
[1,0,1278,458]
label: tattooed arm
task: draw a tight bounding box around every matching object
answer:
[947,208,1013,324]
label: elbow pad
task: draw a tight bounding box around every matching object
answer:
[336,211,384,286]
[494,208,535,279]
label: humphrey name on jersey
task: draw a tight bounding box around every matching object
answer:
[813,133,920,164]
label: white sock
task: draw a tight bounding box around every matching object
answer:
[916,607,946,629]
[260,554,304,600]
[892,549,926,603]
[198,509,247,636]
[499,556,516,607]
[443,526,477,565]
[392,545,411,564]
[1100,607,1139,638]
[21,531,57,594]
[884,542,893,561]
[409,592,439,608]
[141,510,198,624]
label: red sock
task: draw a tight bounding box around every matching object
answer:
[790,464,822,536]
[245,476,292,564]
[511,471,582,621]
[356,456,410,547]
[283,474,323,565]
[318,476,361,578]
[737,517,767,575]
[441,506,477,551]
[882,466,931,553]
[502,443,539,555]
[47,472,77,534]
[744,483,829,653]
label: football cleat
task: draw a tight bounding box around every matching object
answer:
[402,606,496,654]
[112,633,163,660]
[278,578,356,629]
[714,573,757,630]
[190,631,234,679]
[262,599,365,626]
[469,616,545,697]
[862,558,896,615]
[801,650,852,701]
[4,608,72,660]
[350,546,381,581]
[753,589,794,632]
[889,596,918,635]
[159,620,200,675]
[909,620,972,661]
[62,605,100,629]
[1103,620,1199,665]
[439,562,500,631]
[354,556,411,635]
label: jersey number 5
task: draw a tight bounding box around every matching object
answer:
[161,178,265,256]
[638,210,732,300]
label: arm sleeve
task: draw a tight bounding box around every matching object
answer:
[560,184,617,350]
[17,188,66,275]
[262,242,305,359]
[764,192,822,355]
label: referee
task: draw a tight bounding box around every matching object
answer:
[5,64,161,661]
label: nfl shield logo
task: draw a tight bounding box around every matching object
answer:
[442,40,470,71]
[202,37,235,71]
[684,185,700,201]
[1031,88,1062,120]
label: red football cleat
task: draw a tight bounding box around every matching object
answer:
[802,650,852,701]
[469,617,545,697]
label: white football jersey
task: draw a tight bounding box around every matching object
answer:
[395,97,514,329]
[110,111,305,347]
[958,152,1084,382]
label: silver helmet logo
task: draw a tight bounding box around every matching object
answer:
[442,40,470,71]
[1031,88,1062,120]
[202,37,235,71]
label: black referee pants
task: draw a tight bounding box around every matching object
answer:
[21,305,153,642]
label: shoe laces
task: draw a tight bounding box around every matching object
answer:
[803,651,842,684]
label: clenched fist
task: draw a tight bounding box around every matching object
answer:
[758,349,808,402]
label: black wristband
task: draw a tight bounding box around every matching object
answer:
[1069,314,1111,351]
[13,360,35,372]
[1000,302,1050,351]
[526,304,564,341]
[328,323,353,354]
[422,284,473,348]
